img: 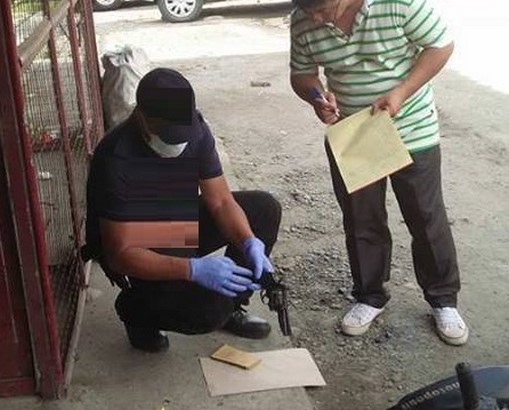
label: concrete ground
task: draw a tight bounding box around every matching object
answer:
[2,1,508,409]
[1,4,316,409]
[1,137,315,410]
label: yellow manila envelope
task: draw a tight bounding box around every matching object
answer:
[325,107,413,193]
[210,344,262,370]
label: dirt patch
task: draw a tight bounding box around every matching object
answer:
[174,53,509,410]
[94,7,509,409]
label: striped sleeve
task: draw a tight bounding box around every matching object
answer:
[290,10,319,75]
[402,0,452,48]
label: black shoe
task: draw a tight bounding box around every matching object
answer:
[223,307,271,339]
[124,325,169,353]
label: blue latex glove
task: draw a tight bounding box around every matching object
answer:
[189,256,261,298]
[242,237,274,280]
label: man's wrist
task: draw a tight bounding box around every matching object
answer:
[241,237,266,256]
[397,78,420,103]
[238,235,256,251]
[185,258,193,281]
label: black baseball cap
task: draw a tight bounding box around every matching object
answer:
[136,68,202,144]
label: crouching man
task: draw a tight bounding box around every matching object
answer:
[83,68,281,352]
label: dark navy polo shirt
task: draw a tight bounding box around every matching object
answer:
[84,112,223,260]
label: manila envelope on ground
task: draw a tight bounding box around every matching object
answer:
[325,107,413,193]
[201,345,326,396]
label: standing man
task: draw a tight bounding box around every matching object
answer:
[289,0,468,345]
[83,68,282,352]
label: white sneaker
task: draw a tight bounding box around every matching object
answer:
[432,307,469,346]
[341,303,385,336]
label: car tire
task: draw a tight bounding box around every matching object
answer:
[157,0,204,22]
[93,0,124,11]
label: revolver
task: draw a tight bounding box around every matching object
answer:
[257,270,292,336]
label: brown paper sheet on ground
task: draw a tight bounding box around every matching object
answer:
[325,107,413,193]
[200,348,326,397]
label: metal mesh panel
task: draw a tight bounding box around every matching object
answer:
[21,46,73,264]
[47,0,61,9]
[54,21,88,221]
[75,2,96,146]
[21,43,79,361]
[54,22,83,134]
[51,251,80,362]
[16,0,102,363]
[3,0,101,396]
[12,0,45,46]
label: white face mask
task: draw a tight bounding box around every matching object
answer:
[140,114,188,158]
[145,131,188,158]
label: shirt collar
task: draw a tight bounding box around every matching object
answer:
[352,0,373,33]
[112,115,157,158]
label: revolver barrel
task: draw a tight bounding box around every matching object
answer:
[277,307,292,336]
[260,271,292,336]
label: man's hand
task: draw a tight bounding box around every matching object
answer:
[312,90,341,124]
[189,256,261,297]
[289,75,340,124]
[371,86,407,117]
[242,237,274,281]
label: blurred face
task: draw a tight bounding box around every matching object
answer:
[304,0,341,24]
[141,116,171,139]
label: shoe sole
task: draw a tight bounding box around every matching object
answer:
[436,327,469,346]
[341,308,384,336]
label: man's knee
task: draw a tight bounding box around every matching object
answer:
[236,190,282,222]
[256,190,282,220]
[114,289,143,325]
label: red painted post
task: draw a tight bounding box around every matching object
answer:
[0,156,35,397]
[64,2,94,286]
[65,1,93,157]
[0,1,63,399]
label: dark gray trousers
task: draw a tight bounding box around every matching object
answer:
[325,142,460,308]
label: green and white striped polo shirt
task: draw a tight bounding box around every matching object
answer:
[290,0,452,153]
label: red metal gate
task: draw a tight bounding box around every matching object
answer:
[0,0,102,399]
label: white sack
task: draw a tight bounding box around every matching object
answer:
[101,46,151,131]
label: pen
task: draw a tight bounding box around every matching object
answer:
[310,86,340,117]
